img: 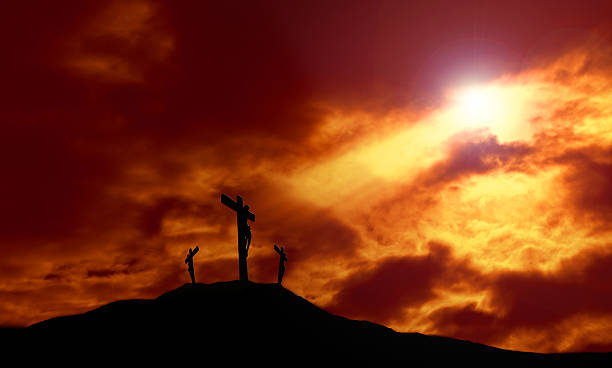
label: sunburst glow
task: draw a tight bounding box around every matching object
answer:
[457,86,502,126]
[447,83,536,143]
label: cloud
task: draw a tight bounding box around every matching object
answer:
[138,196,219,238]
[326,242,478,324]
[427,245,612,352]
[62,0,174,83]
[552,147,612,228]
[422,133,534,186]
[358,132,536,244]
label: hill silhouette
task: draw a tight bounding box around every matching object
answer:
[8,281,610,364]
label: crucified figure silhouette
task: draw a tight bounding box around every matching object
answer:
[185,246,199,284]
[244,223,252,255]
[274,244,288,285]
[221,194,255,281]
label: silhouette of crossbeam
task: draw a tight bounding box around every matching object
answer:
[221,194,255,222]
[221,193,255,281]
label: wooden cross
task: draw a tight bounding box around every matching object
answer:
[221,193,255,281]
[185,246,199,284]
[274,244,288,285]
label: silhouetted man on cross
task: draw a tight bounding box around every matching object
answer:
[243,223,252,255]
[274,244,288,285]
[185,246,199,284]
[221,194,255,281]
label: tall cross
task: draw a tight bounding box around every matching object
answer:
[221,193,255,281]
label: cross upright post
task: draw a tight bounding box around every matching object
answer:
[221,193,255,281]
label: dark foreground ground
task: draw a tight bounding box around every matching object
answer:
[3,281,610,365]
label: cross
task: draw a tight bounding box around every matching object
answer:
[274,244,288,285]
[185,246,199,284]
[221,193,255,281]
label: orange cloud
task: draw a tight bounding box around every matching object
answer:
[62,0,174,83]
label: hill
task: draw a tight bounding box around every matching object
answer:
[8,281,611,364]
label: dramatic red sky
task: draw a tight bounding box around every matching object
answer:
[1,0,611,353]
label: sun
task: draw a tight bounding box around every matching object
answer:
[455,86,503,127]
[446,83,534,143]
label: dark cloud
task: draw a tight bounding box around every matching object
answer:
[326,242,478,324]
[428,245,612,351]
[139,196,218,238]
[551,148,612,228]
[43,273,62,281]
[494,247,612,327]
[428,304,503,344]
[423,134,534,186]
[86,268,130,278]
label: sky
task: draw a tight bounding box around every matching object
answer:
[1,0,611,353]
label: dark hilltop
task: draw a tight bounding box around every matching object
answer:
[7,281,610,364]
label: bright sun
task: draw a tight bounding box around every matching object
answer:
[456,86,503,127]
[447,83,534,143]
